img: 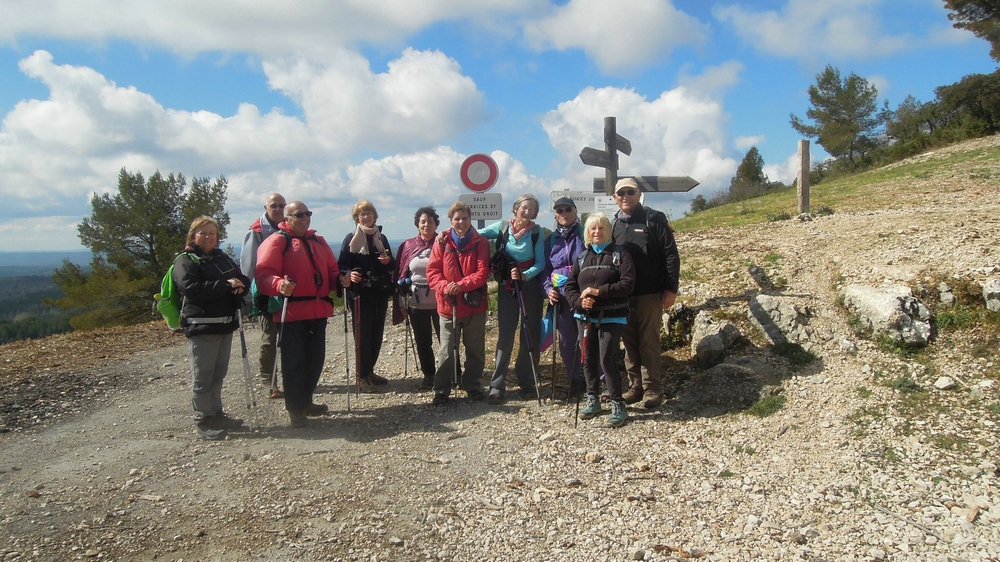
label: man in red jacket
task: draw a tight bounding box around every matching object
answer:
[425,202,490,406]
[255,201,351,427]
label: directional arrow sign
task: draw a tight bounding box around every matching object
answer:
[579,147,611,169]
[593,176,700,193]
[615,134,632,156]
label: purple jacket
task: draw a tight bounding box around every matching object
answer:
[542,222,586,295]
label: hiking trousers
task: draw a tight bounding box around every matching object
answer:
[433,311,486,396]
[280,318,327,413]
[188,332,233,422]
[622,293,662,395]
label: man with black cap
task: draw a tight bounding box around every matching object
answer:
[611,178,680,408]
[542,196,586,396]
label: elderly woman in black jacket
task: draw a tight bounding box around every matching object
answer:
[564,212,635,428]
[174,216,251,441]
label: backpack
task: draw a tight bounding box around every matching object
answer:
[154,252,199,332]
[577,245,623,274]
[489,222,540,282]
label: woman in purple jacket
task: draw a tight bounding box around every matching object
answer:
[541,197,586,397]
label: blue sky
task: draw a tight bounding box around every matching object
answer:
[0,0,994,250]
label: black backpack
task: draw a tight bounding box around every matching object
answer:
[489,223,540,282]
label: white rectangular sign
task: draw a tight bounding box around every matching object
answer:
[549,190,622,215]
[459,193,503,222]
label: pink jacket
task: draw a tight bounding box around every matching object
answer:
[255,224,341,322]
[426,229,489,319]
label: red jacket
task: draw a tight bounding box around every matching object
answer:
[427,229,489,319]
[255,224,341,322]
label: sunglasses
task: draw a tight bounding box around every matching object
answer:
[554,207,574,214]
[291,211,313,218]
[616,189,638,197]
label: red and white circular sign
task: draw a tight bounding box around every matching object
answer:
[460,153,498,193]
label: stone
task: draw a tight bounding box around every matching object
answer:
[538,432,555,442]
[985,278,1000,312]
[748,294,811,345]
[869,547,886,560]
[933,377,955,390]
[970,386,985,401]
[389,536,404,547]
[630,548,646,560]
[690,311,742,367]
[586,451,603,463]
[840,285,932,345]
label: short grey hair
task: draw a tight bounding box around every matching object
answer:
[510,193,540,219]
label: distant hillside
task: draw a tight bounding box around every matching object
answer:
[0,250,92,277]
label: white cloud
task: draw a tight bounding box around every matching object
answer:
[0,49,490,248]
[523,0,707,73]
[764,152,802,185]
[541,84,738,218]
[263,48,486,154]
[714,0,915,61]
[678,61,744,97]
[0,0,542,59]
[735,135,765,150]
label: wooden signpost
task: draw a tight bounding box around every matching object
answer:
[579,117,700,196]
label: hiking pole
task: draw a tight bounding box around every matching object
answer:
[513,280,542,407]
[576,314,590,428]
[352,268,363,398]
[236,314,261,434]
[550,299,558,402]
[452,296,460,391]
[270,278,291,399]
[340,294,352,412]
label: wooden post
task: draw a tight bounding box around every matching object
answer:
[604,117,617,196]
[797,140,810,214]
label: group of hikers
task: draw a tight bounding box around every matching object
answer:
[170,178,680,440]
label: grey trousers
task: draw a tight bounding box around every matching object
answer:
[433,311,486,397]
[489,278,542,394]
[188,332,233,422]
[622,293,663,394]
[258,313,278,376]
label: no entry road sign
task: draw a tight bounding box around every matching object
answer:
[460,154,499,193]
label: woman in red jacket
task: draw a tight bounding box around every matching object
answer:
[425,202,490,406]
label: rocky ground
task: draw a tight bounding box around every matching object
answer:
[1,137,1000,562]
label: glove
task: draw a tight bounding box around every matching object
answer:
[551,272,568,288]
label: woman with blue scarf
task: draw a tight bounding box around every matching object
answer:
[564,212,635,427]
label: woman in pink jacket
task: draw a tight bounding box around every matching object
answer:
[425,202,490,406]
[255,201,350,428]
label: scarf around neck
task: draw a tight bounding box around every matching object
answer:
[349,224,385,255]
[509,218,535,241]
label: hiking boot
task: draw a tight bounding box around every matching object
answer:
[304,403,329,416]
[368,373,389,386]
[608,400,627,428]
[642,390,662,409]
[622,385,643,405]
[269,387,283,399]
[214,412,245,430]
[420,376,435,391]
[288,411,308,428]
[357,376,379,392]
[520,387,538,400]
[579,393,602,420]
[466,388,485,402]
[432,393,449,407]
[196,418,227,441]
[487,390,503,404]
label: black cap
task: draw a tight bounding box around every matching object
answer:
[553,197,577,210]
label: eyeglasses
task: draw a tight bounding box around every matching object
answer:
[554,207,574,214]
[268,203,286,209]
[616,189,638,197]
[291,211,313,218]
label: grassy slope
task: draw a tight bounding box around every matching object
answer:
[672,138,1000,233]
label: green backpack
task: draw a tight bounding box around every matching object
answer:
[154,252,198,332]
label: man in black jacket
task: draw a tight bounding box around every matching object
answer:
[610,178,680,408]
